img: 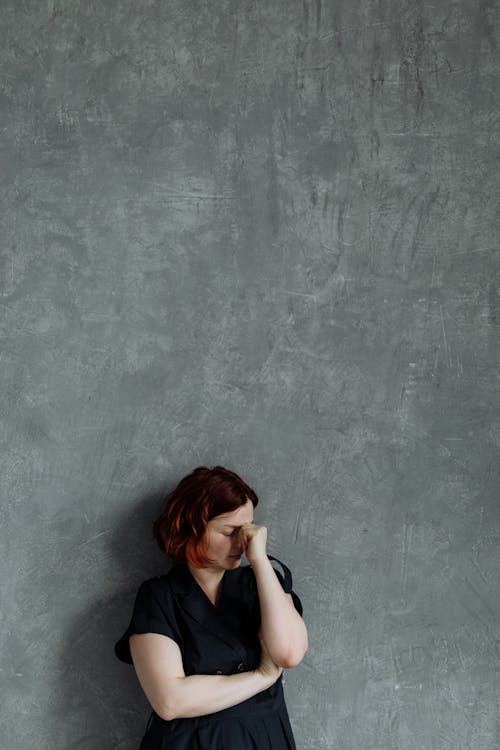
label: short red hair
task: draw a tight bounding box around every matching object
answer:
[153,465,259,567]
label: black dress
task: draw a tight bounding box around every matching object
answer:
[114,554,304,749]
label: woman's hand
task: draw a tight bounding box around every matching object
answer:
[256,631,283,682]
[238,522,267,564]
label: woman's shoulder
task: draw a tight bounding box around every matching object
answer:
[133,572,174,602]
[237,557,292,587]
[239,563,255,582]
[114,573,182,664]
[236,562,259,593]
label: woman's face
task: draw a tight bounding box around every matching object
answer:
[204,498,254,568]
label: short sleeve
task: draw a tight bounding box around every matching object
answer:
[271,564,304,617]
[245,556,304,618]
[114,579,182,665]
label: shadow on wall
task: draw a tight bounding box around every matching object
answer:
[53,483,175,750]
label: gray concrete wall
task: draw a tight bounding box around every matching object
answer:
[1,1,499,748]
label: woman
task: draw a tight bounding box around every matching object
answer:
[115,465,308,749]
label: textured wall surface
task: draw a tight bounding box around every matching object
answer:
[1,1,499,748]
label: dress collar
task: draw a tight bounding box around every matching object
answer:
[167,563,249,663]
[168,562,230,603]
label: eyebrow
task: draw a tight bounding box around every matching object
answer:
[222,521,254,528]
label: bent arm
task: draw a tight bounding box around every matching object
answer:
[251,557,308,668]
[130,633,276,721]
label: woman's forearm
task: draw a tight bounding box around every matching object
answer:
[162,670,275,720]
[251,557,308,667]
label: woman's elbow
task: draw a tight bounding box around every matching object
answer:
[160,698,187,721]
[156,680,183,721]
[158,704,175,721]
[155,694,177,721]
[279,641,309,669]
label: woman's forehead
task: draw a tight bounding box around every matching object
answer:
[213,499,254,524]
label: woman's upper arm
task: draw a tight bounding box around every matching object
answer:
[129,632,185,720]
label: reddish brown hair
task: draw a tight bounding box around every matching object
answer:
[153,465,259,567]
